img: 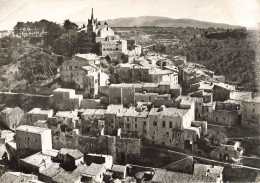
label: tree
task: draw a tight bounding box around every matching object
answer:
[43,22,63,47]
[63,19,78,31]
[13,22,25,36]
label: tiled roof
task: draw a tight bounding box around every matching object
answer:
[27,108,53,115]
[40,163,64,179]
[149,107,189,117]
[55,111,78,118]
[16,125,51,134]
[20,152,51,168]
[67,149,84,159]
[106,105,124,114]
[0,172,21,183]
[72,164,88,177]
[81,163,105,177]
[1,107,23,114]
[110,164,126,173]
[59,148,83,159]
[52,171,78,183]
[151,169,215,183]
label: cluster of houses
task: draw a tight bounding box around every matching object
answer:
[1,125,224,183]
[0,8,259,183]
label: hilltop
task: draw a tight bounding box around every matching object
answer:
[75,16,243,29]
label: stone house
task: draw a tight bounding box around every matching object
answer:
[56,148,84,170]
[86,153,113,169]
[104,104,124,135]
[107,164,127,179]
[188,90,213,103]
[212,101,240,126]
[0,171,44,183]
[60,54,103,98]
[80,163,106,183]
[109,82,181,106]
[174,95,203,120]
[26,108,54,126]
[213,83,236,101]
[54,111,80,132]
[38,162,65,183]
[241,97,260,131]
[53,88,83,111]
[19,152,53,174]
[1,107,24,130]
[147,105,197,150]
[98,39,128,59]
[134,92,171,104]
[116,106,149,137]
[80,109,106,135]
[16,125,52,152]
[202,102,216,122]
[211,141,244,161]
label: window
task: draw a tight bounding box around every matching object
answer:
[153,131,156,134]
[225,147,228,151]
[135,124,137,128]
[127,117,129,121]
[126,123,130,129]
[143,121,146,126]
[144,130,147,134]
[153,122,157,126]
[253,108,255,112]
[152,136,155,140]
[135,118,137,122]
[24,137,26,140]
[162,121,166,128]
[166,132,169,135]
[169,121,173,128]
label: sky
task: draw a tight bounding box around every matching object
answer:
[0,0,260,30]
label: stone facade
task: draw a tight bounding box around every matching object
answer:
[241,98,260,130]
[53,88,83,110]
[26,108,54,126]
[16,125,52,152]
[1,107,24,130]
[52,130,141,164]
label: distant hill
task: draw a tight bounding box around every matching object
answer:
[75,16,243,29]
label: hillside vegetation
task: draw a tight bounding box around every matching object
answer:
[151,28,259,92]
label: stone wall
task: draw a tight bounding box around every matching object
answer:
[0,92,52,111]
[52,130,141,164]
[194,156,260,182]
